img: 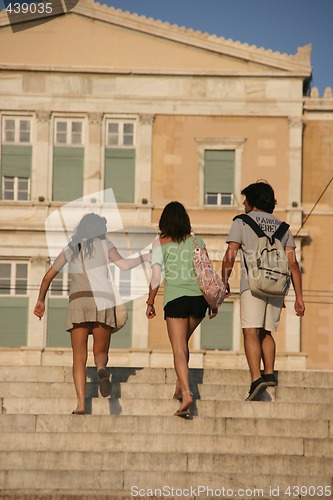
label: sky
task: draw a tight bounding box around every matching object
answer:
[98,0,333,95]
[0,0,332,94]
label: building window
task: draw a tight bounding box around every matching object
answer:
[196,138,245,208]
[205,192,234,206]
[0,262,28,296]
[104,119,136,203]
[2,176,30,201]
[2,117,31,144]
[204,150,235,206]
[106,120,135,147]
[50,272,70,297]
[1,116,32,201]
[52,118,84,201]
[54,119,83,146]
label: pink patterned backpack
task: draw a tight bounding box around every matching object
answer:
[192,234,226,310]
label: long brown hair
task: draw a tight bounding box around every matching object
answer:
[68,213,107,260]
[159,201,191,243]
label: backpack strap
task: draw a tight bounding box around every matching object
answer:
[234,214,290,242]
[233,214,266,238]
[273,221,290,241]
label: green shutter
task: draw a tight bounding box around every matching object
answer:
[204,150,235,196]
[1,145,32,199]
[104,148,135,203]
[110,300,133,348]
[47,298,71,347]
[201,302,233,350]
[0,297,28,346]
[53,147,84,202]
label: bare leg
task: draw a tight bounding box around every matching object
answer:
[167,316,202,412]
[92,322,112,371]
[243,327,262,382]
[92,322,112,397]
[70,323,90,412]
[173,316,202,399]
[259,328,275,375]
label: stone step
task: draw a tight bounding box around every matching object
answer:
[1,365,333,387]
[1,450,332,476]
[0,470,332,499]
[1,381,333,405]
[0,414,330,438]
[2,395,333,419]
[3,429,330,457]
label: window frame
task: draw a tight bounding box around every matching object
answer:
[105,119,136,148]
[196,137,246,208]
[1,116,32,144]
[0,261,28,296]
[54,118,84,147]
[50,270,70,297]
[2,175,31,201]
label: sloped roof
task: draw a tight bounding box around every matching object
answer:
[0,0,312,76]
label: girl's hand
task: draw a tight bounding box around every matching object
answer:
[209,308,218,319]
[34,301,45,320]
[146,304,156,319]
[142,252,152,263]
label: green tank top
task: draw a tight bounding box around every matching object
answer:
[151,235,205,306]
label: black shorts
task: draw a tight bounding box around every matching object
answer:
[164,295,208,320]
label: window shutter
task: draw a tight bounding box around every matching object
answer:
[0,297,28,346]
[201,302,233,350]
[47,299,71,347]
[1,145,32,198]
[104,148,135,203]
[204,150,235,197]
[52,147,84,201]
[110,300,133,348]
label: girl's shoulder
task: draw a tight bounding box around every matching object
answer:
[191,233,205,249]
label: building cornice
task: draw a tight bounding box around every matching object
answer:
[0,0,312,76]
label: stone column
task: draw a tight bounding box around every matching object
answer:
[135,114,154,204]
[27,254,49,349]
[288,116,303,227]
[85,113,103,197]
[287,117,304,353]
[33,111,51,203]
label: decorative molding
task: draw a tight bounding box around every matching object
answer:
[36,111,51,123]
[288,116,303,128]
[88,112,103,124]
[139,114,155,126]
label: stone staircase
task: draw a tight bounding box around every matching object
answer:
[0,365,332,499]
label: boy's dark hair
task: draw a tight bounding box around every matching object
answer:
[241,181,277,213]
[159,201,191,243]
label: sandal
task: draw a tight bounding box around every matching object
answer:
[174,391,193,418]
[97,368,112,397]
[71,410,85,415]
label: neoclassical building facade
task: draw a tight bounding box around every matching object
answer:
[0,0,332,369]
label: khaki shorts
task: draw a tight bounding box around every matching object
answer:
[240,289,284,332]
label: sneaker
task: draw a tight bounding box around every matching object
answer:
[245,377,268,401]
[262,373,277,386]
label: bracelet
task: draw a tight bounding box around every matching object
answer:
[146,300,154,306]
